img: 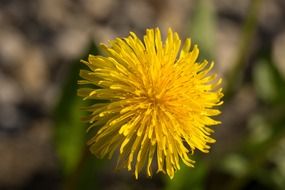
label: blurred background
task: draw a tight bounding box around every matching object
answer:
[1,0,285,189]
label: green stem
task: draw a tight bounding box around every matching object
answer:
[63,147,90,190]
[224,0,263,100]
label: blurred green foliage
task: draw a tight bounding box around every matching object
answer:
[54,60,86,176]
[54,45,106,189]
[253,58,285,105]
[166,160,208,190]
[189,0,216,60]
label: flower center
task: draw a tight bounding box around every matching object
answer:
[145,88,164,106]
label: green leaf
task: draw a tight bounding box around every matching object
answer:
[53,44,100,176]
[165,157,208,190]
[253,59,285,104]
[189,0,216,60]
[54,60,87,175]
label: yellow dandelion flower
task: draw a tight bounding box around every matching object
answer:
[78,28,223,179]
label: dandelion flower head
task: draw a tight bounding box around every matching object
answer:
[78,28,223,179]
